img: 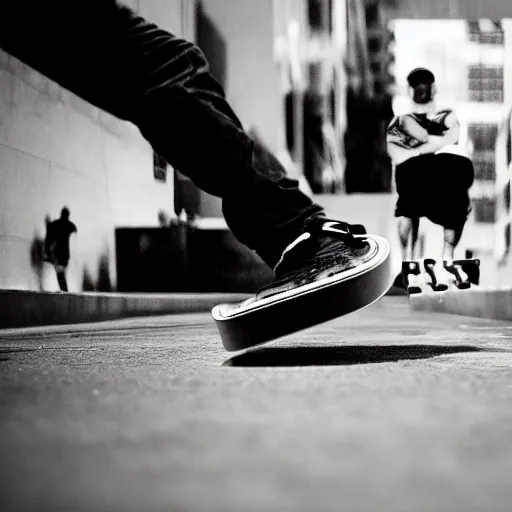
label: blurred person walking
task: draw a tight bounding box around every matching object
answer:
[44,207,77,292]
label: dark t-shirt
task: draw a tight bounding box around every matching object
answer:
[45,219,77,263]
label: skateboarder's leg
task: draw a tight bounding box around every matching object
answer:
[0,0,322,266]
[429,153,474,285]
[54,265,68,292]
[398,217,420,260]
[1,1,389,302]
[442,226,463,261]
[418,226,462,290]
[397,217,423,291]
[440,221,472,286]
[394,157,425,264]
[421,225,463,288]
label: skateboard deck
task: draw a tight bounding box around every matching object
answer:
[212,235,391,351]
[402,258,480,296]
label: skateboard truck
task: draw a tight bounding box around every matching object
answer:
[401,260,422,294]
[424,258,449,292]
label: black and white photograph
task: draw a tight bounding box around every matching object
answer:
[1,1,512,511]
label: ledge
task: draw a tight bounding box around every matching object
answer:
[0,290,251,329]
[410,287,512,322]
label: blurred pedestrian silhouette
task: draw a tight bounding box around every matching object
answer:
[29,234,45,291]
[43,207,77,291]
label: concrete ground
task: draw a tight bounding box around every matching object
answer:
[1,296,512,512]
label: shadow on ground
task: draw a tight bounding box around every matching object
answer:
[223,345,485,367]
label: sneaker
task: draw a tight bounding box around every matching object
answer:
[212,217,390,351]
[256,218,379,300]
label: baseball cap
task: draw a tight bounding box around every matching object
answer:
[407,68,435,87]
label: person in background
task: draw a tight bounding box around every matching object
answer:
[44,207,77,292]
[387,68,474,290]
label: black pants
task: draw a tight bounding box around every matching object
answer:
[0,0,323,267]
[395,153,474,232]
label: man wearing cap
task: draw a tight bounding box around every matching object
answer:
[387,68,474,291]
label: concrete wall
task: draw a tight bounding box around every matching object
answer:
[0,0,189,292]
[200,0,284,153]
[194,0,286,217]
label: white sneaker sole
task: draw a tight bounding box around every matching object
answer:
[212,235,392,351]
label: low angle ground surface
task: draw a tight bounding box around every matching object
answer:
[2,296,512,512]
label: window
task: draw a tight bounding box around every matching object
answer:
[307,0,333,33]
[473,157,496,181]
[468,124,498,151]
[467,20,504,45]
[473,197,496,223]
[468,124,498,182]
[468,65,504,103]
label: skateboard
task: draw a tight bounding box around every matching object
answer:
[402,258,480,295]
[212,235,391,351]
